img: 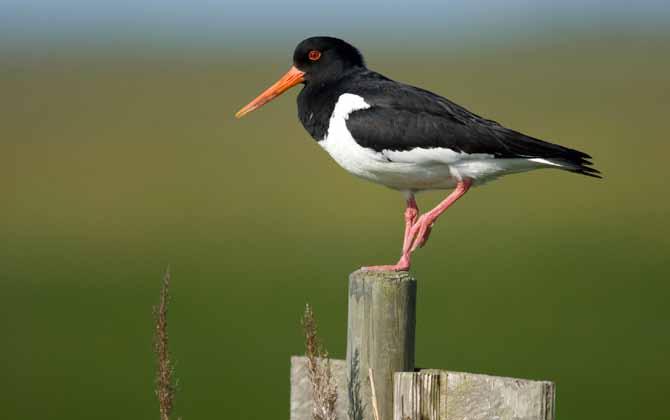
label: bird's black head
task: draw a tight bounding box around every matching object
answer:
[292,37,365,83]
[236,36,364,118]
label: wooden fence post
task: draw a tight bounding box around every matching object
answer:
[346,269,417,420]
[289,269,555,420]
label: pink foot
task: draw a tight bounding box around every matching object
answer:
[362,255,411,272]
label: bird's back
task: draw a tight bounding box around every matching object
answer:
[338,69,600,178]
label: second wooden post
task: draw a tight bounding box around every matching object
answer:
[346,269,417,420]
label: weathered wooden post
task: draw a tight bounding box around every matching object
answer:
[346,269,416,420]
[393,370,555,420]
[290,269,556,420]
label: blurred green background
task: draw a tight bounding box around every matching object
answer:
[2,2,670,419]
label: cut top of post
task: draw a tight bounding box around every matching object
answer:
[349,269,415,291]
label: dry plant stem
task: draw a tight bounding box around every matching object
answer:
[368,368,381,420]
[303,304,338,420]
[154,268,177,420]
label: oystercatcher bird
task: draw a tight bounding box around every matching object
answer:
[236,36,599,271]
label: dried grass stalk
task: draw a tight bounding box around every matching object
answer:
[154,268,179,420]
[302,304,338,420]
[368,368,381,420]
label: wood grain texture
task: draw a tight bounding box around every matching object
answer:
[394,370,555,420]
[346,269,417,420]
[394,371,445,420]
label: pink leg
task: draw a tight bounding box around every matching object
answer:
[363,194,418,272]
[408,179,472,252]
[401,195,419,252]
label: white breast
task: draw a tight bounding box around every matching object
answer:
[318,94,386,179]
[319,93,556,191]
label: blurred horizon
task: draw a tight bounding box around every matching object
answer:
[2,0,670,51]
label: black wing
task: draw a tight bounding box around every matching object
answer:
[344,73,600,177]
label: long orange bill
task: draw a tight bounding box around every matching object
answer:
[235,66,305,118]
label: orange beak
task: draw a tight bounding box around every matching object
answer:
[235,66,305,118]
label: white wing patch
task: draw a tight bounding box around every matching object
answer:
[382,147,493,165]
[529,157,566,167]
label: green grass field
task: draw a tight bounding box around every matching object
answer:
[2,35,669,419]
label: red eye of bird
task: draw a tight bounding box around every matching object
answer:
[308,50,321,61]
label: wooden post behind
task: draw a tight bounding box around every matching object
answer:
[290,359,556,420]
[346,269,417,420]
[393,370,556,420]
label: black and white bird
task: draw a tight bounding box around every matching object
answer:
[236,36,599,271]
